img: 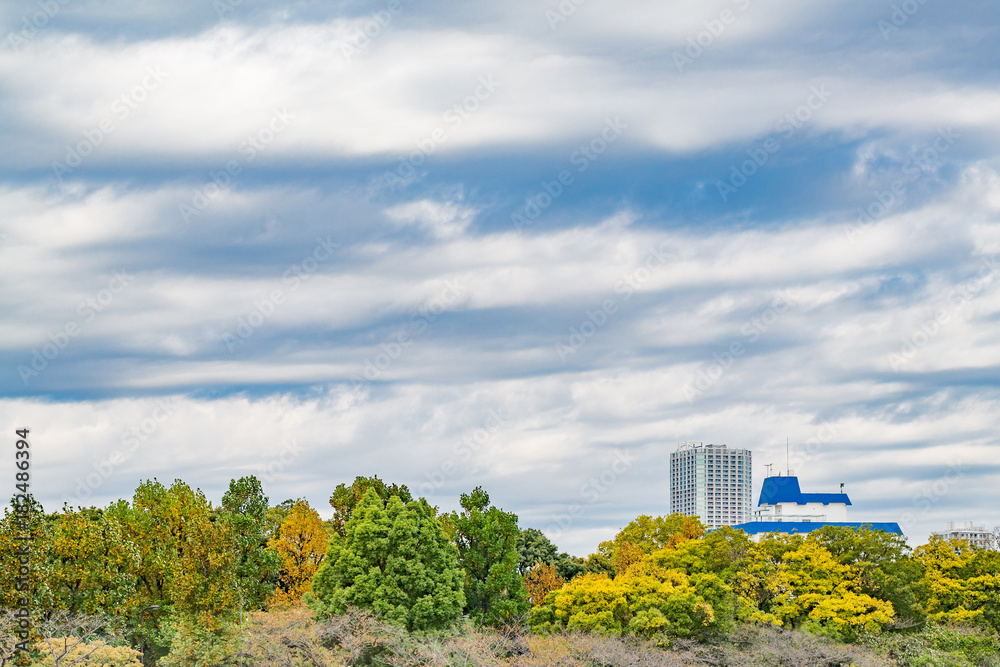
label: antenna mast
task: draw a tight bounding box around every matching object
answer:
[786,436,790,475]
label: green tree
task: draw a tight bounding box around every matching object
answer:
[554,554,592,581]
[0,495,55,613]
[109,477,240,660]
[218,476,281,610]
[810,525,928,626]
[327,476,412,538]
[448,487,529,626]
[310,488,464,632]
[45,505,140,617]
[517,527,590,581]
[517,528,558,575]
[264,499,296,542]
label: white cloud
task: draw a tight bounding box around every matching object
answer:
[384,198,477,239]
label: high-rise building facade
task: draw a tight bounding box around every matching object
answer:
[670,442,752,529]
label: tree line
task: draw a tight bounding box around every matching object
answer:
[1,474,998,666]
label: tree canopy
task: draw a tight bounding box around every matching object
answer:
[310,488,464,632]
[447,487,529,626]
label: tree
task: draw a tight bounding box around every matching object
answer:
[45,506,139,617]
[327,476,412,539]
[517,527,590,582]
[264,500,296,542]
[108,477,241,661]
[523,563,564,607]
[914,536,1000,631]
[448,487,529,626]
[809,525,927,627]
[596,514,706,575]
[218,476,281,610]
[310,488,464,632]
[266,499,328,607]
[554,555,591,582]
[528,561,733,638]
[766,540,896,639]
[0,495,54,613]
[517,528,558,575]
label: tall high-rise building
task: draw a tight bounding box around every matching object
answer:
[670,442,752,529]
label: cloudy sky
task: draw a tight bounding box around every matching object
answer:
[2,0,999,555]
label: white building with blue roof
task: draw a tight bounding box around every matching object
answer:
[732,474,903,539]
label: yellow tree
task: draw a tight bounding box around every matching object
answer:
[614,542,646,576]
[597,514,707,574]
[266,500,327,607]
[914,535,1000,629]
[769,540,895,638]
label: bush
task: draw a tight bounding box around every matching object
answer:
[28,639,142,667]
[862,624,1000,667]
[158,618,243,667]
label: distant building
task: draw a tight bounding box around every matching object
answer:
[933,521,993,548]
[669,442,752,529]
[733,474,903,539]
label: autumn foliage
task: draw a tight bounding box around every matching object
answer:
[524,562,565,607]
[266,499,327,608]
[2,478,999,667]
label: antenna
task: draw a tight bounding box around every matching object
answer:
[785,435,792,477]
[840,483,844,494]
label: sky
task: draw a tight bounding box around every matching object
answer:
[1,0,999,556]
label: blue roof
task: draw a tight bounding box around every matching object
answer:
[758,476,852,507]
[733,521,903,536]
